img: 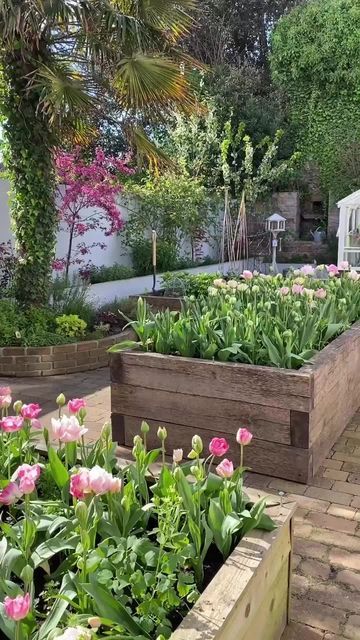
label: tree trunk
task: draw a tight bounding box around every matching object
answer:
[3,54,57,306]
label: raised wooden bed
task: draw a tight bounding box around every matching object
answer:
[171,500,295,640]
[111,322,360,482]
[130,293,182,312]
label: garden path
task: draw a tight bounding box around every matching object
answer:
[2,370,360,640]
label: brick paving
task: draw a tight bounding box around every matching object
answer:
[2,370,360,640]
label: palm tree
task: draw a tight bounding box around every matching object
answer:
[0,0,197,305]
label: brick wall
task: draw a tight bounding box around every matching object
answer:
[0,331,131,377]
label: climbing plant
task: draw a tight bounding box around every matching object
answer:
[271,0,360,198]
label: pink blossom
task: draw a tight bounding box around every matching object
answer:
[0,482,23,505]
[292,284,304,295]
[279,287,290,296]
[70,469,90,499]
[0,386,11,396]
[348,270,359,281]
[236,428,253,446]
[70,466,121,499]
[300,265,315,276]
[216,459,234,478]
[51,415,88,442]
[68,398,86,414]
[242,270,253,281]
[0,394,11,409]
[31,418,42,430]
[4,594,31,621]
[173,448,183,463]
[21,403,42,419]
[209,437,229,457]
[314,288,327,299]
[326,264,339,277]
[0,416,24,432]
[13,464,41,495]
[52,259,65,272]
[338,260,349,271]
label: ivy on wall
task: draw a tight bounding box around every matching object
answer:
[271,0,360,199]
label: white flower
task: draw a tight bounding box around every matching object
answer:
[227,279,238,289]
[213,278,225,288]
[173,448,183,463]
[348,270,359,281]
[293,269,301,276]
[56,627,92,640]
[208,286,218,296]
[237,283,248,292]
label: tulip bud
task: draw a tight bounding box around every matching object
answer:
[75,500,88,529]
[20,565,33,584]
[173,448,183,464]
[101,422,111,440]
[192,434,203,455]
[141,421,150,434]
[78,407,87,422]
[88,617,101,629]
[13,400,23,415]
[56,393,66,407]
[190,464,202,480]
[157,426,167,441]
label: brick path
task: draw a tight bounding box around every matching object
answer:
[2,370,360,639]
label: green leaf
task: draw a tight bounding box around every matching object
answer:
[38,573,77,639]
[31,535,79,568]
[262,334,281,367]
[47,447,68,489]
[108,340,139,353]
[83,581,150,638]
[257,513,277,532]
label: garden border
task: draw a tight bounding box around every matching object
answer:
[0,330,132,377]
[171,499,295,640]
[110,322,360,483]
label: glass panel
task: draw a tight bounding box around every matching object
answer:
[344,250,360,269]
[345,206,360,247]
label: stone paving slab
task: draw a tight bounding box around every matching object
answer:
[2,370,360,640]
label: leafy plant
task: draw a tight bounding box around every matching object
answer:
[88,264,135,284]
[55,315,87,339]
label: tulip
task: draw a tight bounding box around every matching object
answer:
[338,260,349,271]
[31,418,42,430]
[157,426,167,441]
[70,466,121,500]
[56,627,92,640]
[70,469,90,500]
[348,270,359,281]
[51,415,88,442]
[0,393,11,409]
[300,264,315,276]
[88,617,101,629]
[0,481,23,505]
[236,428,253,446]
[279,287,289,296]
[0,416,24,432]
[291,284,304,295]
[314,288,327,299]
[242,270,253,280]
[21,403,42,419]
[209,437,229,457]
[0,386,11,396]
[3,593,31,621]
[326,264,339,277]
[173,448,183,464]
[216,459,234,478]
[56,393,66,407]
[13,464,41,495]
[13,400,23,415]
[192,434,203,455]
[68,398,86,414]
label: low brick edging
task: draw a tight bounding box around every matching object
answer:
[0,331,131,377]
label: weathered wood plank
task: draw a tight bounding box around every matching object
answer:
[290,411,310,448]
[130,294,182,312]
[111,351,312,407]
[171,505,294,640]
[122,416,311,482]
[112,382,291,443]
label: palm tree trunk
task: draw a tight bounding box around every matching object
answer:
[3,54,57,306]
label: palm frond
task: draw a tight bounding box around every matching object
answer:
[130,125,175,171]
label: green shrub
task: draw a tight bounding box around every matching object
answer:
[89,263,135,284]
[161,271,219,296]
[0,300,72,347]
[131,238,179,275]
[51,276,96,327]
[55,314,87,339]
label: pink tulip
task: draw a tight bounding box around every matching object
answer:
[338,260,349,271]
[292,284,304,295]
[70,469,90,500]
[173,448,183,464]
[0,394,11,409]
[326,264,339,277]
[0,387,11,396]
[4,593,31,621]
[279,287,289,296]
[300,265,315,276]
[242,270,253,281]
[68,398,86,414]
[0,416,24,432]
[21,403,42,419]
[209,437,229,457]
[314,288,327,299]
[31,418,42,430]
[13,464,41,495]
[236,428,253,446]
[216,459,234,478]
[0,482,23,505]
[51,415,88,443]
[348,270,359,281]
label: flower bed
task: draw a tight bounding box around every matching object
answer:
[0,331,131,377]
[0,389,294,640]
[110,266,360,482]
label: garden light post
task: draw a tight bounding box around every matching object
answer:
[152,229,157,293]
[265,213,286,273]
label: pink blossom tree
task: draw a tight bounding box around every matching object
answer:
[54,148,134,279]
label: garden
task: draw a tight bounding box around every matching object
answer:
[1,0,360,638]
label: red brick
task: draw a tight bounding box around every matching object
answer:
[329,548,360,571]
[52,344,77,354]
[76,340,97,351]
[2,347,25,355]
[26,346,52,355]
[291,598,346,634]
[13,355,41,364]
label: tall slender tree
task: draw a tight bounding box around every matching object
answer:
[0,0,197,305]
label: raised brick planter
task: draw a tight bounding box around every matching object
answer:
[0,331,131,377]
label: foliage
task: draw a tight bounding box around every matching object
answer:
[95,298,138,332]
[50,277,96,328]
[55,148,134,278]
[271,0,360,196]
[161,271,218,296]
[0,392,273,640]
[113,268,360,369]
[55,315,87,339]
[131,238,180,275]
[0,300,70,347]
[124,172,214,265]
[0,0,199,306]
[0,241,16,296]
[88,264,135,284]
